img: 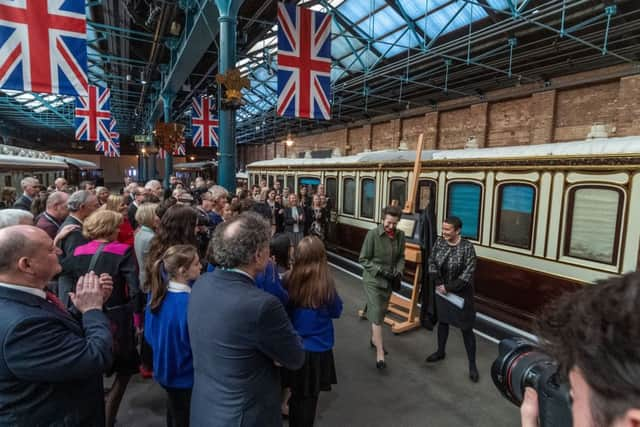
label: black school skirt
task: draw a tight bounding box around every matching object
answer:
[283,350,337,397]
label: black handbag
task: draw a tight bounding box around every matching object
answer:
[391,274,402,292]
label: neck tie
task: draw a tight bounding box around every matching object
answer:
[46,291,68,315]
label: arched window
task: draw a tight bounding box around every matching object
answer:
[360,178,376,219]
[446,181,482,240]
[342,178,355,215]
[495,184,536,249]
[565,186,623,265]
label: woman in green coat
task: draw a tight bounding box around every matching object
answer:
[359,205,405,369]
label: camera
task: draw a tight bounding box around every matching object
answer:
[491,338,573,427]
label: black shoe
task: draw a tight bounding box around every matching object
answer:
[469,366,479,383]
[370,339,389,355]
[425,352,445,363]
[376,360,386,370]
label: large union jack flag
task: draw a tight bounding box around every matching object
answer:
[191,96,219,148]
[277,3,332,120]
[75,85,111,142]
[0,0,88,96]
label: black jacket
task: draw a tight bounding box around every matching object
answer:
[0,286,112,426]
[12,194,32,212]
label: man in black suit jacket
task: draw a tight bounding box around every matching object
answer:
[12,177,39,211]
[189,212,304,427]
[127,186,145,229]
[0,225,113,427]
[57,190,99,306]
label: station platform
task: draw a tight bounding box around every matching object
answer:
[114,267,520,426]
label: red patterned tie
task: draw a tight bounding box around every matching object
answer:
[46,291,68,315]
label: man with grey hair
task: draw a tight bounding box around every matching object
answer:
[54,177,67,192]
[144,179,163,199]
[35,191,69,239]
[189,212,304,427]
[57,191,99,305]
[0,209,34,228]
[208,185,228,228]
[0,225,112,426]
[13,177,39,211]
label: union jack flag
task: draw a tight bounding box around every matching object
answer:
[0,0,88,96]
[95,119,119,157]
[74,85,111,142]
[174,142,186,156]
[277,3,332,120]
[191,96,219,148]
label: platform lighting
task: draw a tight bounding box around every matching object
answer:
[285,133,294,147]
[140,71,147,85]
[126,74,132,82]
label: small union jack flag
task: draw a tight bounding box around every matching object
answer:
[75,85,111,142]
[191,96,219,148]
[0,0,88,96]
[277,3,332,120]
[174,142,186,156]
[95,118,119,157]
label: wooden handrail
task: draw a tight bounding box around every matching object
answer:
[403,133,424,214]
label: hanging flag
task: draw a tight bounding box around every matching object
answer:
[174,142,186,157]
[75,85,111,142]
[98,119,119,157]
[0,0,88,96]
[191,96,219,148]
[277,3,332,120]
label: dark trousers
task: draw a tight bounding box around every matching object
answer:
[436,322,477,368]
[289,393,319,427]
[164,387,192,427]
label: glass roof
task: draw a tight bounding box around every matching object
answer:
[237,0,510,126]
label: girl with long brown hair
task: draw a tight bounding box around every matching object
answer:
[145,244,201,427]
[284,236,342,427]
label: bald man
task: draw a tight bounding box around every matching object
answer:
[35,191,69,239]
[0,226,113,427]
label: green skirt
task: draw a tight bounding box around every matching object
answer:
[362,282,392,325]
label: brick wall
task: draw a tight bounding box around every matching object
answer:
[242,66,640,162]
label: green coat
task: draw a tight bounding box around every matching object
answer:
[359,225,406,290]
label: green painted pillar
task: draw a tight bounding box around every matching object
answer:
[215,0,244,193]
[162,92,175,189]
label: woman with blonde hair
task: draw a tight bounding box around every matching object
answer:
[283,236,342,426]
[145,244,201,427]
[61,209,141,427]
[104,194,134,245]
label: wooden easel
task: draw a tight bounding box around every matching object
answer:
[358,134,425,334]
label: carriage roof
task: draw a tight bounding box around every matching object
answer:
[247,136,640,169]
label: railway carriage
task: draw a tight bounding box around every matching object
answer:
[247,136,640,330]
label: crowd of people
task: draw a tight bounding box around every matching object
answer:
[0,174,340,427]
[0,174,639,427]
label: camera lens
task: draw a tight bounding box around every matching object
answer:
[491,338,554,405]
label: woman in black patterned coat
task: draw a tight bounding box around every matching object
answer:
[425,216,479,382]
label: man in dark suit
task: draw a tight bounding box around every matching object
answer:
[127,186,145,229]
[189,212,304,427]
[12,177,39,211]
[57,190,99,306]
[0,225,113,427]
[35,191,69,239]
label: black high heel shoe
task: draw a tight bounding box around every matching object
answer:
[469,365,479,383]
[376,360,386,370]
[370,339,389,355]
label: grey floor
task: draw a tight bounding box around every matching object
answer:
[116,267,520,427]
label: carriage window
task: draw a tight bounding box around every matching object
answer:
[388,179,406,208]
[325,177,337,210]
[4,175,11,187]
[565,186,623,265]
[495,184,536,249]
[447,182,482,240]
[416,180,436,213]
[360,178,376,219]
[342,178,355,215]
[285,175,295,193]
[276,175,284,189]
[267,175,274,188]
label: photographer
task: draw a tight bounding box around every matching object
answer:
[520,272,640,427]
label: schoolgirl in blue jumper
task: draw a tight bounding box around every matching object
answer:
[145,244,202,427]
[284,236,343,427]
